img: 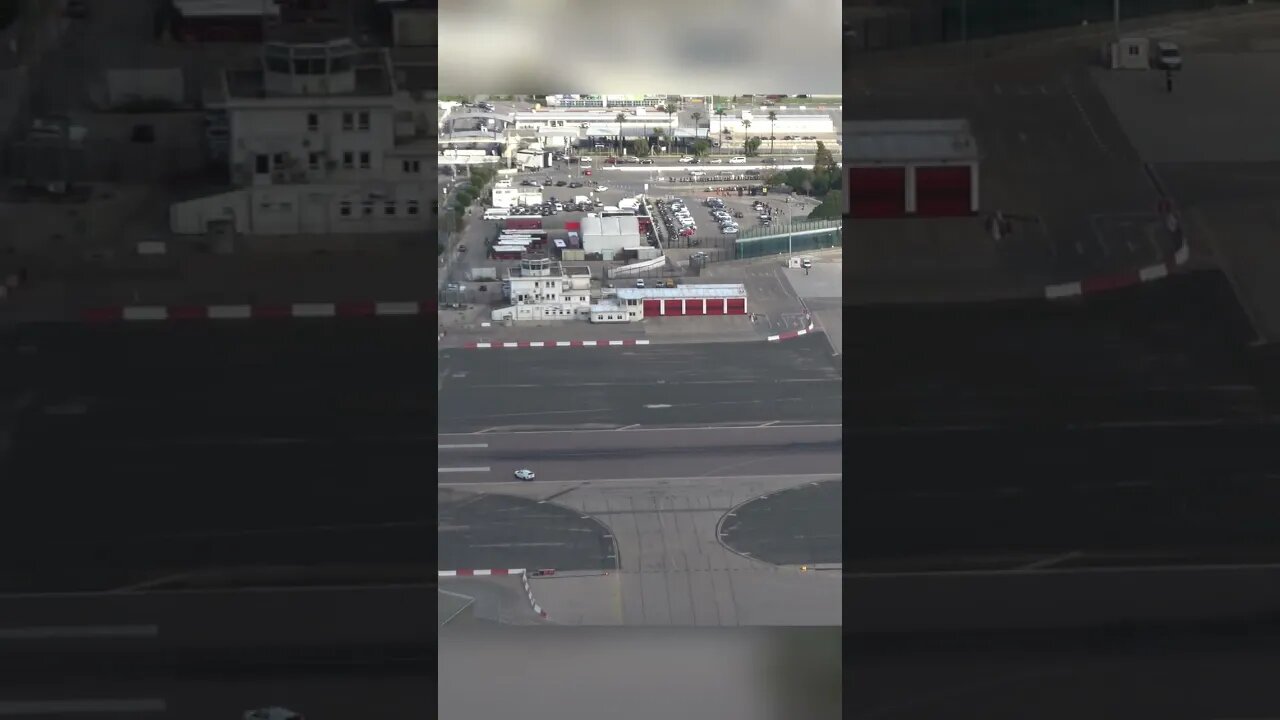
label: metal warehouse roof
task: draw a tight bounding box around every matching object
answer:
[847,119,978,164]
[581,216,640,236]
[616,284,747,300]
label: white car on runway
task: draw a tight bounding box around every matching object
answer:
[514,468,536,481]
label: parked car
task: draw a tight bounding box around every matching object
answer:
[679,156,695,163]
[636,278,646,288]
[640,159,654,165]
[569,181,583,188]
[515,468,536,481]
[789,156,804,162]
[708,158,723,164]
[729,156,747,164]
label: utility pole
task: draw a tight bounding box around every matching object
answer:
[1114,0,1121,48]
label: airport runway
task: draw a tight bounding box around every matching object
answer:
[439,425,841,575]
[0,318,435,592]
[849,421,1280,570]
[849,638,1280,720]
[438,334,842,433]
[847,272,1267,428]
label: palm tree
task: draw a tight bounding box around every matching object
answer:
[690,111,703,152]
[768,110,777,155]
[615,112,627,155]
[715,108,726,154]
[663,105,676,154]
[742,119,752,155]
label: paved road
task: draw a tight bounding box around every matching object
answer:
[438,335,842,433]
[1,318,435,592]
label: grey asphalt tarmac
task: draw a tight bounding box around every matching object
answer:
[0,318,435,592]
[720,480,841,565]
[437,334,842,433]
[851,45,1170,283]
[438,487,615,573]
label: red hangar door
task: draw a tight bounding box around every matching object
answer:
[850,167,907,218]
[643,299,661,317]
[726,298,746,315]
[662,299,683,316]
[914,166,972,217]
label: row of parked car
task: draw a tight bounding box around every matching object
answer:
[704,197,742,235]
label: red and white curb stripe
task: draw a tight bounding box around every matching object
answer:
[438,569,525,577]
[767,321,816,342]
[464,339,650,349]
[1045,241,1190,300]
[82,301,433,322]
[521,570,548,620]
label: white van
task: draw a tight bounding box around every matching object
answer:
[483,207,510,220]
[729,156,747,164]
[689,170,706,178]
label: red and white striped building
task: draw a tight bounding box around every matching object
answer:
[591,284,747,323]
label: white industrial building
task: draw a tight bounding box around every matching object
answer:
[170,37,430,237]
[492,256,594,322]
[708,110,836,138]
[580,215,643,257]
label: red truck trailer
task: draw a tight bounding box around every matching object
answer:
[504,217,543,231]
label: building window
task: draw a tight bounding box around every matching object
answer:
[271,152,286,169]
[362,201,374,216]
[342,112,354,131]
[339,202,352,217]
[358,151,371,169]
[309,152,321,170]
[342,151,354,169]
[406,200,420,215]
[384,202,396,216]
[307,113,319,132]
[402,159,421,174]
[279,202,292,212]
[357,111,370,130]
[255,154,269,174]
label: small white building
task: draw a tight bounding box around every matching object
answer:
[581,215,643,257]
[491,256,593,322]
[170,37,430,238]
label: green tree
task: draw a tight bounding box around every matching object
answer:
[767,110,778,155]
[691,111,703,142]
[745,137,762,157]
[691,139,710,159]
[628,139,650,158]
[615,112,627,154]
[813,140,838,174]
[742,119,752,153]
[807,190,843,219]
